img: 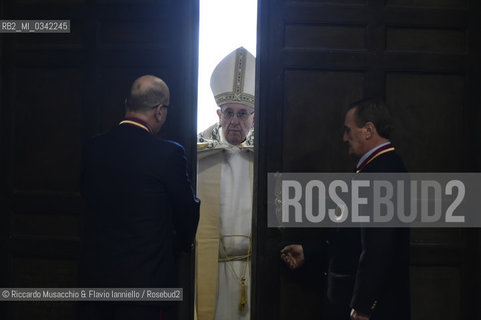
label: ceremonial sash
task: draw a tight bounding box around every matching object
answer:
[356,143,395,173]
[119,118,153,134]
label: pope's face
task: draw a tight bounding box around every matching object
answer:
[217,103,254,145]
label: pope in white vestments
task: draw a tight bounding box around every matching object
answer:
[196,47,255,320]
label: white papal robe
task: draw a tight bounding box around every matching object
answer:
[196,123,253,320]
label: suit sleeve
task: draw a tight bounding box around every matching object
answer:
[350,227,401,315]
[351,153,409,314]
[302,240,329,265]
[165,144,200,251]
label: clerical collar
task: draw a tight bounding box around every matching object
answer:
[356,142,394,173]
[119,118,153,134]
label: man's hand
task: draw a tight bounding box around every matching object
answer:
[350,308,370,320]
[280,244,305,269]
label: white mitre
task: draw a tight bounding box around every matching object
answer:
[210,47,255,109]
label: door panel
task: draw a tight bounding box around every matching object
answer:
[254,0,481,319]
[0,1,199,319]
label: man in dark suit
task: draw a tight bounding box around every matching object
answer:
[281,98,410,320]
[79,75,200,320]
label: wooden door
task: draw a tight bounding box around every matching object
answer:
[0,1,199,319]
[253,0,481,319]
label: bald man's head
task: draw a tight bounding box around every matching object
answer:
[126,75,170,112]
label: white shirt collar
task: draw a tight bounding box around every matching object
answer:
[356,141,391,169]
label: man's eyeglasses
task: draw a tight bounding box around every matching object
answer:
[221,109,254,121]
